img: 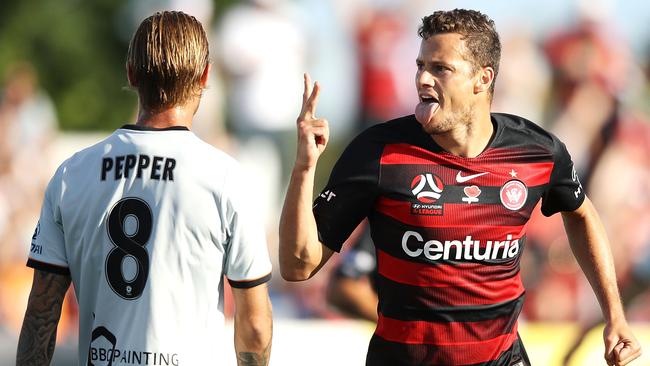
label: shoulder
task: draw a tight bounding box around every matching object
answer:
[54,133,118,175]
[492,112,565,154]
[328,115,423,182]
[186,134,240,168]
[338,115,421,158]
[361,115,421,141]
[346,115,423,151]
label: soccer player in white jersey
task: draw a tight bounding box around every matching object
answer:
[16,11,273,366]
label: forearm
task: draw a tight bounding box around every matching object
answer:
[234,291,272,366]
[17,318,59,366]
[17,270,71,366]
[279,166,325,280]
[562,198,624,322]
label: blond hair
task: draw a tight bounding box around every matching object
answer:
[127,11,209,110]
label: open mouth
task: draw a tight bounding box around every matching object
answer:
[419,94,439,104]
[415,94,440,125]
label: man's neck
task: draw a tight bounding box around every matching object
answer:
[431,110,494,158]
[135,102,197,129]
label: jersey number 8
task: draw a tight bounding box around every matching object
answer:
[105,197,153,300]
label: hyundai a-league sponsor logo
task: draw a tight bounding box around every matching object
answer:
[410,173,444,216]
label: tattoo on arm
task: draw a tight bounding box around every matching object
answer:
[16,270,71,366]
[237,341,272,366]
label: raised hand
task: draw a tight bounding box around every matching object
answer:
[295,73,329,170]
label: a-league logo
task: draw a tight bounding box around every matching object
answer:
[411,173,444,203]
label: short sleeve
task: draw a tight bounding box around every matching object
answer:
[313,130,382,252]
[540,138,585,216]
[27,166,70,275]
[223,163,272,288]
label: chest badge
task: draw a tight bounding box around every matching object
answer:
[500,180,527,210]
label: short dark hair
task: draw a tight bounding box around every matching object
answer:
[418,9,501,95]
[127,11,209,111]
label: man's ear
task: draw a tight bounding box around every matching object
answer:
[200,63,211,88]
[474,66,495,95]
[127,64,137,87]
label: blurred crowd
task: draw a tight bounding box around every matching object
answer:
[1,0,650,349]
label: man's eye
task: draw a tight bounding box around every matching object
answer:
[433,65,448,73]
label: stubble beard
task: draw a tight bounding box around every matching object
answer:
[421,104,474,136]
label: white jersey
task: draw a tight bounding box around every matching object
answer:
[28,125,272,365]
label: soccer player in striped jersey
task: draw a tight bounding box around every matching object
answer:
[280,8,641,366]
[17,11,272,366]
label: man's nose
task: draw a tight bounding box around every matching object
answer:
[417,71,435,88]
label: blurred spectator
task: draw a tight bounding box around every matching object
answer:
[296,0,359,141]
[355,6,408,128]
[215,0,306,229]
[0,62,58,264]
[543,18,630,183]
[519,18,630,323]
[492,27,551,124]
[0,62,77,345]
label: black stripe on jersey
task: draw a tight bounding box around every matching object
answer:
[379,291,524,323]
[26,259,71,275]
[370,213,528,266]
[375,272,521,309]
[120,124,190,131]
[372,198,533,230]
[382,185,546,206]
[228,272,272,289]
[365,332,530,366]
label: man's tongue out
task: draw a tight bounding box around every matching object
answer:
[415,100,439,126]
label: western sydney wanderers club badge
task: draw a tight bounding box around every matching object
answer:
[500,179,528,211]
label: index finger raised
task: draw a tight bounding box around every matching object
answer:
[299,73,320,120]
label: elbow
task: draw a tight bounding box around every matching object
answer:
[278,238,326,281]
[280,246,317,282]
[279,264,313,282]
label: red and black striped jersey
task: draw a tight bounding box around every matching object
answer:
[313,113,585,366]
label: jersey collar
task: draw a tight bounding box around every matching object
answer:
[121,124,190,132]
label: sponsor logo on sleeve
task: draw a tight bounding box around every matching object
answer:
[30,222,42,255]
[319,190,337,202]
[571,166,583,199]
